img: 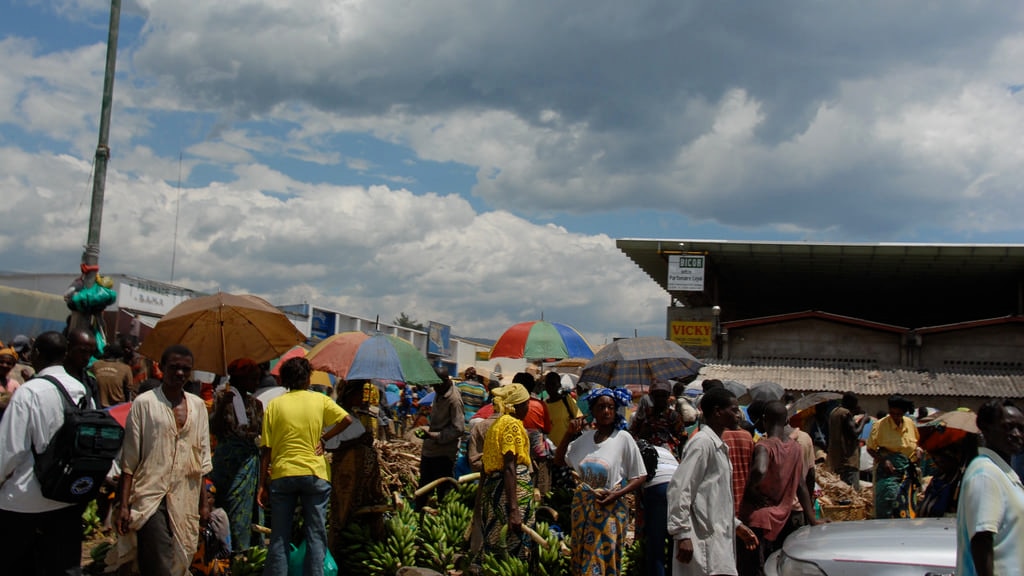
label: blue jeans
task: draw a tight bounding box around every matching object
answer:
[265,476,332,576]
[642,482,670,576]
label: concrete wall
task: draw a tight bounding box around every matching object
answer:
[727,318,902,366]
[919,324,1024,371]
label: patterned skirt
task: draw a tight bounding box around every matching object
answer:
[480,465,535,561]
[210,437,261,550]
[570,484,629,576]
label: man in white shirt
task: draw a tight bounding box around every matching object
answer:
[0,330,95,576]
[668,387,759,576]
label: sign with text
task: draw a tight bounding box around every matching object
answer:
[117,280,195,316]
[670,321,713,348]
[667,254,706,291]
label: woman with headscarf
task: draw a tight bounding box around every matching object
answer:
[555,387,647,576]
[867,394,922,518]
[478,383,536,561]
[0,347,19,421]
[210,357,265,549]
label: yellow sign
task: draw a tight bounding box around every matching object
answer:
[670,321,713,348]
[475,350,490,361]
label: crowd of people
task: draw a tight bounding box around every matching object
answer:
[0,330,1022,576]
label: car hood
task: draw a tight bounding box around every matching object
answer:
[782,518,956,569]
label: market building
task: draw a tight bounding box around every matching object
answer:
[0,272,500,379]
[0,273,200,343]
[616,239,1024,413]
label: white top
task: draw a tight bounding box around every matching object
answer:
[323,418,367,451]
[0,366,90,513]
[668,426,740,576]
[956,447,1024,576]
[565,428,646,491]
[255,385,287,408]
[646,444,679,487]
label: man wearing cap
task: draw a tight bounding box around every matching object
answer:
[416,367,465,508]
[630,379,686,458]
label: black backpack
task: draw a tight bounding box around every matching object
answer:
[636,438,659,482]
[33,375,125,503]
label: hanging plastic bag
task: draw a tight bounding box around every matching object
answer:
[287,540,338,576]
[67,283,117,313]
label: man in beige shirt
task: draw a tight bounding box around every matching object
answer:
[115,345,212,576]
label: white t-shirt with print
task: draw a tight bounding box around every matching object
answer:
[566,428,646,491]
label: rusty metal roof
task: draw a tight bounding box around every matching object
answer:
[698,360,1024,398]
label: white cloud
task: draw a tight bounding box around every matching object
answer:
[4,1,1024,341]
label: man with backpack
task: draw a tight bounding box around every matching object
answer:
[0,330,96,575]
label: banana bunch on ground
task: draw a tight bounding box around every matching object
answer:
[364,504,420,575]
[480,552,530,576]
[531,523,570,576]
[230,546,268,576]
[621,539,644,576]
[415,493,471,573]
[82,500,103,538]
[416,512,458,573]
[337,522,375,574]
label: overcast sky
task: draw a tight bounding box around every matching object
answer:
[2,1,1022,344]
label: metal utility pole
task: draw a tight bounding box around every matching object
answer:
[70,0,122,333]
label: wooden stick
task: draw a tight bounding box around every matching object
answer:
[521,524,551,549]
[413,476,458,497]
[353,504,393,515]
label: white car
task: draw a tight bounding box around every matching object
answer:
[764,518,955,576]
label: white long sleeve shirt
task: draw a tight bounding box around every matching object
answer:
[667,426,740,576]
[0,366,90,513]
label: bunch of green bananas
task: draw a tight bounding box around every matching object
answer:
[363,505,419,575]
[81,500,103,538]
[416,512,458,573]
[531,522,570,576]
[230,545,268,576]
[621,538,644,576]
[336,522,375,574]
[480,552,530,576]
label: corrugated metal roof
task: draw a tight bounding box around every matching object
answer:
[698,360,1024,398]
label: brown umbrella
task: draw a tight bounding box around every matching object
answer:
[138,292,305,374]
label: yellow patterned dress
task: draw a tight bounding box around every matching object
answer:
[480,414,535,560]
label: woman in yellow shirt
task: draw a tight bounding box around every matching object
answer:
[867,394,921,518]
[480,383,535,561]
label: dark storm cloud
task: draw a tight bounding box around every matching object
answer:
[134,1,1017,132]
[122,0,1024,239]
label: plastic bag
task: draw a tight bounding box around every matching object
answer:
[287,540,338,576]
[67,283,117,313]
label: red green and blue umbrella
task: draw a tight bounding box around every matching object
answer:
[306,331,441,386]
[489,320,595,360]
